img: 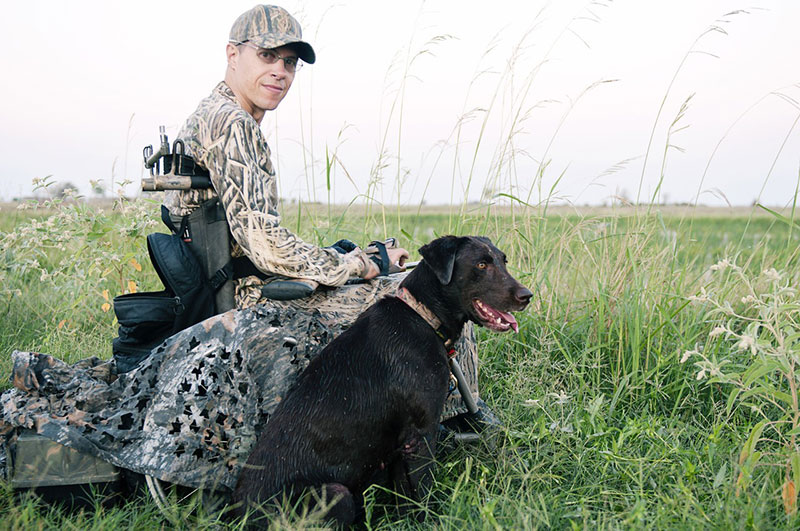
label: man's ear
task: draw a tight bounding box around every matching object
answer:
[419,235,465,285]
[226,43,239,69]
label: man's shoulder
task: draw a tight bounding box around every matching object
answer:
[188,82,253,128]
[179,82,261,150]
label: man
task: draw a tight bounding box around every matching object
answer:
[164,5,408,310]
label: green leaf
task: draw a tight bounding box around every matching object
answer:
[774,391,795,406]
[325,145,332,192]
[713,462,728,490]
[740,385,777,402]
[739,420,766,465]
[756,203,800,229]
[784,331,800,346]
[748,450,762,467]
[726,387,742,416]
[742,360,779,387]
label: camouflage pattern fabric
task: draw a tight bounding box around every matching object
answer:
[163,81,366,305]
[0,275,479,491]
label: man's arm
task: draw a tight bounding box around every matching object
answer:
[201,115,367,286]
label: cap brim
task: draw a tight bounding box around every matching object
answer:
[248,34,316,64]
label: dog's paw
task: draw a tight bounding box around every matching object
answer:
[400,434,422,455]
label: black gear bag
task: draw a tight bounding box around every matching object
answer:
[111,217,218,373]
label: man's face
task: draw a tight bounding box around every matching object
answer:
[225,43,297,122]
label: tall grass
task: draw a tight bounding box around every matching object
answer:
[2,198,798,528]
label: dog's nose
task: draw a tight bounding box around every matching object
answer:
[515,286,532,306]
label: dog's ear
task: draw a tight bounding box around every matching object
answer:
[419,235,465,285]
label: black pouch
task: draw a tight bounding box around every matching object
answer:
[112,232,216,373]
[111,292,180,373]
[170,198,237,313]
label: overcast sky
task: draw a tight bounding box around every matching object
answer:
[1,0,797,207]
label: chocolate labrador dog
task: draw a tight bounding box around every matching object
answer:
[231,235,531,526]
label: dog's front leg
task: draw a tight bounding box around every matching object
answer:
[390,426,438,519]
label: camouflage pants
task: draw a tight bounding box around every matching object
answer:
[0,275,479,491]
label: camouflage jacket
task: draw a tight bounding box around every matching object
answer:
[163,82,366,307]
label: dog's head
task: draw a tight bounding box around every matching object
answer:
[418,236,531,332]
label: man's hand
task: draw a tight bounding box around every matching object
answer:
[361,247,409,280]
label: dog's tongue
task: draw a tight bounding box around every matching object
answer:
[474,299,519,333]
[499,310,519,333]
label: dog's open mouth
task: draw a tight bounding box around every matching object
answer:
[473,299,518,333]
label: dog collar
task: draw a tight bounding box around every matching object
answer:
[395,287,456,356]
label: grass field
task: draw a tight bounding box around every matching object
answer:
[0,195,798,529]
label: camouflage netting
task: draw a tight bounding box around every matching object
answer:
[0,278,478,492]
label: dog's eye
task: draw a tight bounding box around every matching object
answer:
[476,261,488,270]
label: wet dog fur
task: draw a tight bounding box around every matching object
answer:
[231,235,531,526]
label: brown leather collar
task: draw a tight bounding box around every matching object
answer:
[395,287,456,354]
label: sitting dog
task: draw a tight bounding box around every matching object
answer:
[231,235,531,525]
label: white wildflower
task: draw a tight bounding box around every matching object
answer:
[736,335,757,355]
[548,390,570,405]
[709,326,727,338]
[689,286,710,303]
[696,369,707,380]
[741,294,758,305]
[763,268,781,282]
[710,259,732,272]
[680,350,697,363]
[523,399,540,408]
[547,421,573,433]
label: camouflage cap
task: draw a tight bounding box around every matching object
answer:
[229,5,316,64]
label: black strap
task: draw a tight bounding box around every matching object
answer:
[369,241,391,276]
[161,205,178,234]
[208,262,232,291]
[201,256,269,290]
[231,256,269,281]
[160,205,191,241]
